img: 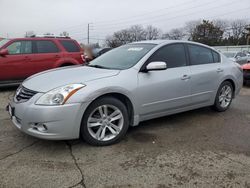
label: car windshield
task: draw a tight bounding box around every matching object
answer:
[223,52,235,58]
[88,43,156,70]
[0,39,10,48]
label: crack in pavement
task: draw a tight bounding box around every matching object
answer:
[65,141,86,188]
[0,140,39,161]
[213,151,250,167]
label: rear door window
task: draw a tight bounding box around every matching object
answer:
[59,40,80,52]
[188,44,214,65]
[212,51,221,63]
[35,41,59,53]
[7,41,32,55]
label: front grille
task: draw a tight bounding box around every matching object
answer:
[15,86,37,102]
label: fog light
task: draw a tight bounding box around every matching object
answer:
[30,123,48,132]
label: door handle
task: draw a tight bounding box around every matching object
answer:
[217,68,223,73]
[181,75,191,80]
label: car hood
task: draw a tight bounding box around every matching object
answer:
[23,66,120,92]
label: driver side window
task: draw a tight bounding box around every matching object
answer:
[147,43,187,68]
[7,41,32,55]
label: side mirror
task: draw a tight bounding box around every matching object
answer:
[145,61,167,72]
[0,49,9,56]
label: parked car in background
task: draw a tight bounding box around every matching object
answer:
[84,47,112,62]
[242,63,250,85]
[0,36,84,87]
[223,51,249,65]
[92,48,112,59]
[8,40,243,146]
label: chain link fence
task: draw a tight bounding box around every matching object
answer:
[214,45,250,52]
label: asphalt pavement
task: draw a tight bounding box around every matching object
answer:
[0,86,250,188]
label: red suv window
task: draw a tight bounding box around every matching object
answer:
[59,40,80,52]
[34,40,59,53]
[7,41,32,54]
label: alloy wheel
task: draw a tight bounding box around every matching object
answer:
[219,85,232,108]
[87,104,124,141]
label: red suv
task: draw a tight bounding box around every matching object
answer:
[0,36,85,87]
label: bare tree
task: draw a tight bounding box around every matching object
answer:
[230,19,247,42]
[162,28,185,40]
[144,25,161,40]
[184,20,201,40]
[129,25,146,41]
[105,29,133,47]
[106,25,160,47]
[213,19,230,38]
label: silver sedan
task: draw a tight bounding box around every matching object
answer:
[8,40,243,146]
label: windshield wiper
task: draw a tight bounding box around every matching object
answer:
[86,64,111,69]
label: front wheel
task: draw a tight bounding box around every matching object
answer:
[81,97,129,146]
[213,81,233,112]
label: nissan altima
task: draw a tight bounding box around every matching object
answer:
[7,40,243,146]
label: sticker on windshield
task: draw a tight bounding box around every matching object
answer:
[128,47,143,51]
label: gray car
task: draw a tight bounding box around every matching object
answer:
[8,40,243,146]
[223,51,249,65]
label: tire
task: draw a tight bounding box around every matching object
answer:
[213,81,233,112]
[81,97,129,146]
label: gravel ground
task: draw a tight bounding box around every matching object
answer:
[0,86,250,188]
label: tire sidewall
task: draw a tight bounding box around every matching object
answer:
[81,97,129,146]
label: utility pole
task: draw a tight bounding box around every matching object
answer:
[87,23,90,44]
[87,23,93,44]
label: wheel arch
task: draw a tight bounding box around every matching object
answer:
[84,92,135,126]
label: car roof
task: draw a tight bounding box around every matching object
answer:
[10,37,73,41]
[131,40,214,49]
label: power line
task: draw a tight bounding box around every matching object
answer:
[52,0,223,32]
[67,3,249,43]
[93,0,201,25]
[93,0,240,30]
[71,0,240,39]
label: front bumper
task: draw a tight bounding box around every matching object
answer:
[8,93,90,140]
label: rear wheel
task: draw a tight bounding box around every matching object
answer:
[81,97,129,146]
[213,81,233,112]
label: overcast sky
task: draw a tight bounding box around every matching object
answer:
[0,0,249,44]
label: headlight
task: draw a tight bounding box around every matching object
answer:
[36,84,85,105]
